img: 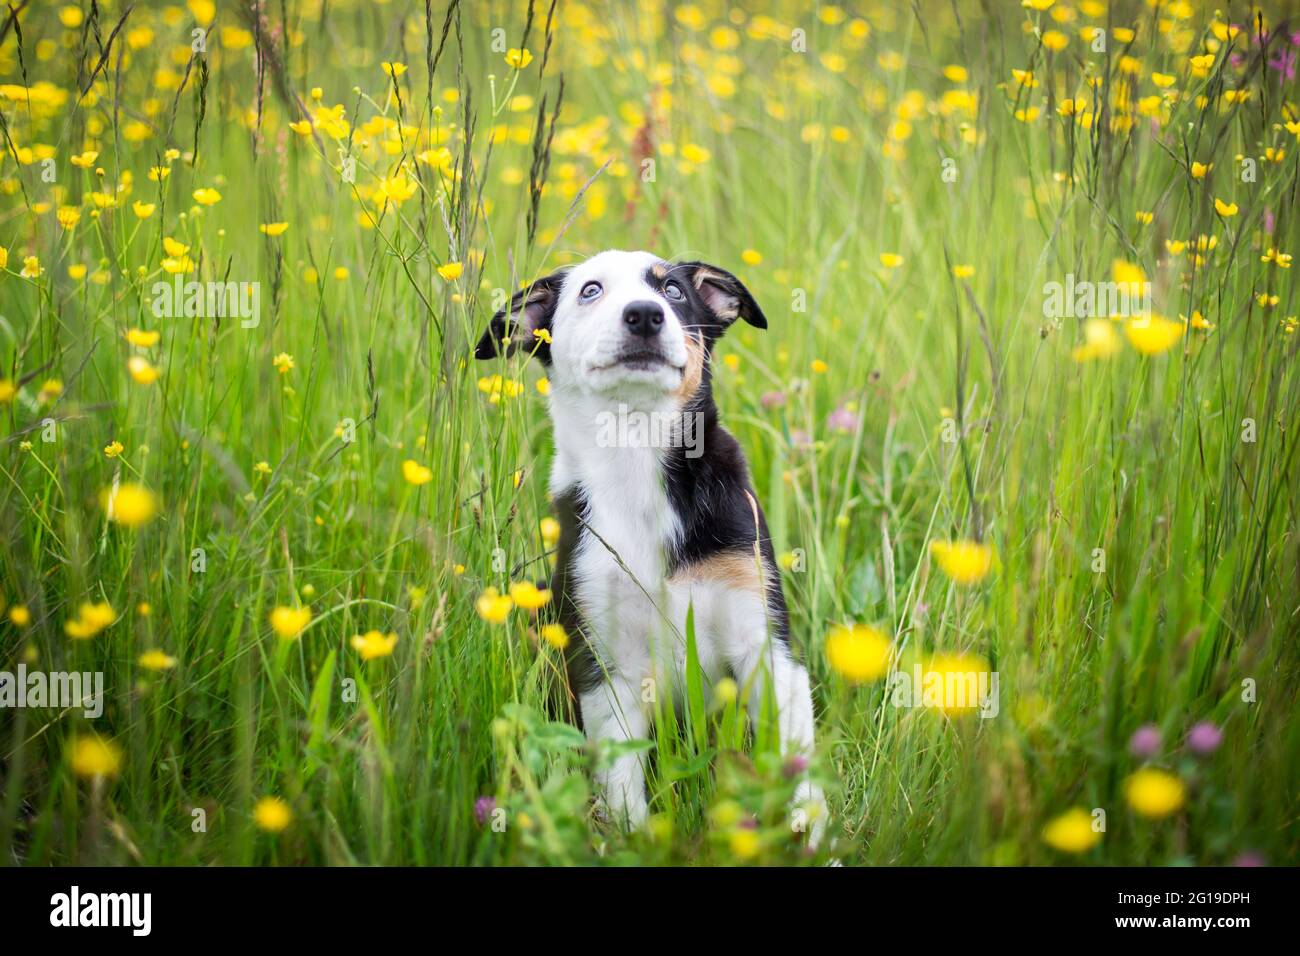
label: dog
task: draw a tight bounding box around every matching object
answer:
[476,249,825,843]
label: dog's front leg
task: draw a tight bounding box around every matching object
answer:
[734,643,828,847]
[580,675,649,829]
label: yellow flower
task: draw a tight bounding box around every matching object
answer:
[127,328,161,348]
[539,516,561,546]
[0,380,14,403]
[1124,768,1186,819]
[1042,30,1068,52]
[825,624,892,683]
[952,264,975,279]
[56,205,81,229]
[103,483,158,528]
[943,64,969,83]
[879,252,904,269]
[259,222,289,236]
[1072,318,1120,362]
[476,587,513,624]
[132,201,155,218]
[104,440,124,458]
[505,48,533,69]
[253,796,293,832]
[1213,198,1238,217]
[65,601,116,639]
[128,356,160,384]
[402,459,433,485]
[1150,72,1176,89]
[9,604,31,626]
[272,352,295,374]
[70,736,122,779]
[1261,248,1292,268]
[810,359,828,374]
[163,236,190,258]
[269,605,312,639]
[1125,316,1184,355]
[0,247,7,270]
[192,187,222,205]
[1041,808,1102,853]
[21,255,43,278]
[919,652,991,715]
[540,623,569,650]
[509,581,552,611]
[536,376,551,396]
[929,539,994,584]
[741,248,763,266]
[680,143,711,164]
[728,828,761,860]
[437,261,464,281]
[1134,210,1154,225]
[714,676,738,705]
[381,61,407,77]
[138,649,178,671]
[1190,161,1212,179]
[351,630,398,661]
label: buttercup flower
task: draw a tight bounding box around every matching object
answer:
[402,459,433,485]
[476,587,513,624]
[253,796,292,832]
[1042,808,1102,853]
[1124,768,1186,819]
[351,630,398,660]
[70,736,122,779]
[930,540,994,584]
[825,624,892,683]
[65,601,115,639]
[269,605,312,639]
[509,581,551,611]
[138,650,178,670]
[103,483,158,528]
[540,623,569,650]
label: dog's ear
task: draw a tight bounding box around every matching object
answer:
[678,261,767,330]
[474,270,568,361]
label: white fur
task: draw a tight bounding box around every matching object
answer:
[543,250,826,844]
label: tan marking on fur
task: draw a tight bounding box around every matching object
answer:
[670,550,770,595]
[652,263,669,280]
[675,331,706,404]
[690,267,724,290]
[691,269,738,320]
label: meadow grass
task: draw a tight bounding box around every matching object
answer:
[0,0,1297,866]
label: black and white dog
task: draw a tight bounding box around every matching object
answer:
[476,250,824,841]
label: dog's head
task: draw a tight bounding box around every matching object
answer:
[474,249,765,402]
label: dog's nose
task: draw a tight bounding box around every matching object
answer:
[622,301,664,338]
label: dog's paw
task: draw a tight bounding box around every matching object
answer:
[593,790,649,832]
[792,779,829,850]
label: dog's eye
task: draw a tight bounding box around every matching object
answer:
[578,281,603,302]
[663,281,685,301]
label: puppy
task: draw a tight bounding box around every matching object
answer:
[476,250,825,843]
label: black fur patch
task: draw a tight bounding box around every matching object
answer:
[474,270,568,363]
